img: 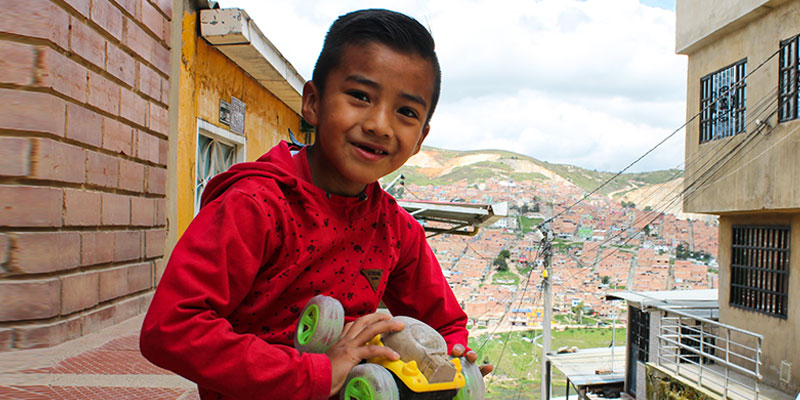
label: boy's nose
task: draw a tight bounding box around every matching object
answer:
[362,106,393,138]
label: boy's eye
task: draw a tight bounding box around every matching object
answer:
[347,90,370,102]
[398,107,419,119]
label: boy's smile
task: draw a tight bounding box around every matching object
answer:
[302,42,434,197]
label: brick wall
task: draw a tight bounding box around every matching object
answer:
[0,0,171,350]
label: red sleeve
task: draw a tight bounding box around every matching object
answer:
[140,189,332,400]
[381,217,470,353]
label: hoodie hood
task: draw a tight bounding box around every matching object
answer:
[200,141,384,217]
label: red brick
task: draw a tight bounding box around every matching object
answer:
[148,102,168,135]
[64,188,102,226]
[0,279,60,321]
[61,272,100,314]
[0,0,69,49]
[155,198,166,225]
[0,137,32,177]
[136,130,159,163]
[0,328,12,352]
[112,0,139,18]
[88,71,120,115]
[0,233,9,265]
[81,231,115,266]
[158,136,168,165]
[101,193,130,225]
[128,261,152,292]
[154,257,166,283]
[160,75,170,103]
[12,232,81,274]
[35,47,87,102]
[0,41,34,85]
[0,185,63,227]
[131,196,155,226]
[107,44,136,87]
[0,89,65,136]
[151,41,170,75]
[153,0,172,18]
[114,292,150,323]
[14,317,82,350]
[124,17,152,61]
[114,230,141,262]
[87,150,119,188]
[120,88,147,126]
[141,0,165,41]
[63,0,91,18]
[66,103,103,147]
[103,117,133,155]
[31,138,86,184]
[119,158,145,192]
[163,12,171,45]
[145,229,165,258]
[138,62,161,101]
[91,0,124,40]
[146,165,166,195]
[82,305,115,334]
[70,16,106,69]
[99,265,127,301]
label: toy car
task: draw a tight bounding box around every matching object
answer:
[294,295,485,400]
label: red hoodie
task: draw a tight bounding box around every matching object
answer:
[140,142,469,400]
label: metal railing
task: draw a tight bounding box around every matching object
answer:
[656,307,763,400]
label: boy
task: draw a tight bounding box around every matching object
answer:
[141,9,490,399]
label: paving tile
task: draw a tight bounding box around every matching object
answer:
[21,348,171,375]
[0,385,194,399]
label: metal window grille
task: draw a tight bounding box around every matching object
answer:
[779,34,799,122]
[700,59,747,143]
[629,306,650,362]
[195,134,236,214]
[730,225,791,318]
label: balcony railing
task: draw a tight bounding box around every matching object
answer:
[656,307,763,400]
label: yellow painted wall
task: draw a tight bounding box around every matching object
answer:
[175,11,301,237]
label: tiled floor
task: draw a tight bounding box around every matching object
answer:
[0,316,199,400]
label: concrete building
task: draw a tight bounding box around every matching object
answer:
[672,0,799,396]
[0,0,303,351]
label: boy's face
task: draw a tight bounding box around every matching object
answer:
[302,42,434,196]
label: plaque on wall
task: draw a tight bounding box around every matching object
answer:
[230,97,246,134]
[219,99,231,125]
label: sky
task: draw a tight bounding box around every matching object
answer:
[217,0,687,173]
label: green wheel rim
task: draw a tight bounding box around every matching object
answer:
[296,304,319,345]
[344,377,374,400]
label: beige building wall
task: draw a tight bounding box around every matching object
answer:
[717,213,799,391]
[680,0,800,214]
[677,0,799,393]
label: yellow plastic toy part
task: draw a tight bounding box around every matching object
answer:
[366,336,466,393]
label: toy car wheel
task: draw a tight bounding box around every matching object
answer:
[340,364,399,400]
[294,295,344,354]
[454,358,485,400]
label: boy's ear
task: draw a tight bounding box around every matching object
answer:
[301,81,319,126]
[413,124,431,155]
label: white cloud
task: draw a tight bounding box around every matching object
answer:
[218,0,687,172]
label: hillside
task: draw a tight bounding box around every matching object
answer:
[384,146,687,214]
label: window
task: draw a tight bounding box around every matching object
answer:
[700,59,747,143]
[779,34,799,122]
[195,119,246,214]
[628,306,650,362]
[730,225,791,318]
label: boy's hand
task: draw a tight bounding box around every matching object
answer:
[451,344,494,376]
[326,313,405,396]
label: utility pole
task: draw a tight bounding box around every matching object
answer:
[540,202,553,400]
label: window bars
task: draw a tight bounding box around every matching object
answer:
[195,134,236,215]
[629,306,650,363]
[779,34,799,122]
[700,59,747,144]
[730,225,791,319]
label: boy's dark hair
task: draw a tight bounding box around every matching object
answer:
[312,9,442,125]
